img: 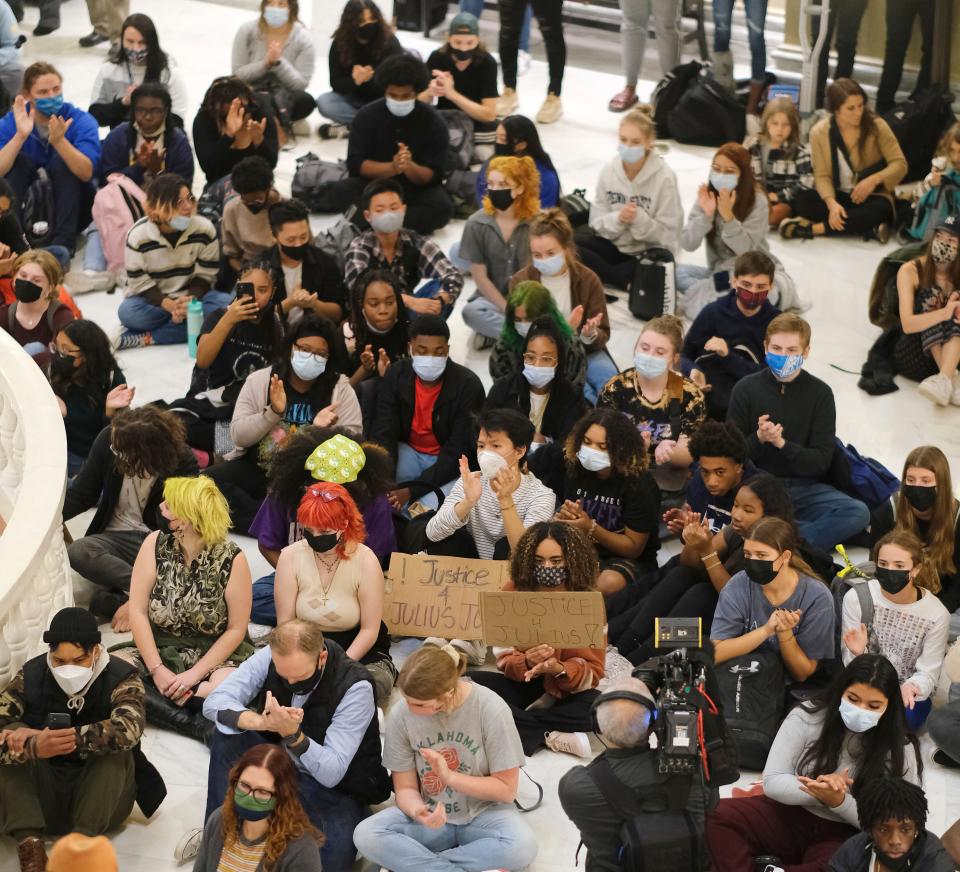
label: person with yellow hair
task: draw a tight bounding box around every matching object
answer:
[459,155,540,345]
[120,475,255,742]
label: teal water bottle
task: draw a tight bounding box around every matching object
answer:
[187,298,204,358]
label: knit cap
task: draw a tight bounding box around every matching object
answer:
[43,608,101,646]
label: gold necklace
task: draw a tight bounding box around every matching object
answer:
[312,551,341,605]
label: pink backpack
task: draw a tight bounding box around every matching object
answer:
[91,173,146,275]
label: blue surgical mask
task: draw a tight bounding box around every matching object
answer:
[169,215,190,232]
[34,94,64,117]
[533,254,565,277]
[577,445,610,472]
[522,363,555,389]
[369,211,404,234]
[618,143,646,164]
[838,696,883,733]
[633,352,668,379]
[262,5,289,26]
[412,354,447,382]
[515,321,531,337]
[765,351,804,381]
[385,97,416,118]
[290,349,327,381]
[709,171,739,191]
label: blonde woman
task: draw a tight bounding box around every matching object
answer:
[353,644,538,872]
[124,475,253,739]
[0,249,74,369]
[117,173,232,349]
[460,155,540,341]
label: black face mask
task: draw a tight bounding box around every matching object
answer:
[903,484,936,512]
[14,278,43,303]
[358,22,379,40]
[49,351,77,378]
[493,141,512,157]
[280,242,309,261]
[451,47,475,61]
[876,566,912,595]
[245,200,266,215]
[487,188,514,212]
[744,557,779,586]
[304,531,340,554]
[281,664,323,695]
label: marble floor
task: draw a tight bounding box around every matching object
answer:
[3,0,960,868]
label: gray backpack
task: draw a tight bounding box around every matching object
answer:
[313,205,360,271]
[830,554,878,659]
[291,152,349,213]
[438,109,474,175]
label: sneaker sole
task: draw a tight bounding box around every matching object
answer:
[918,384,950,406]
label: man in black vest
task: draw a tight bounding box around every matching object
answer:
[196,619,390,872]
[0,607,164,872]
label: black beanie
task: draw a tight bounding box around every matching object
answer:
[42,607,101,646]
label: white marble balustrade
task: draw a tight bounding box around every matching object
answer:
[0,329,72,689]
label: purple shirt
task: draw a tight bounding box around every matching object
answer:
[249,492,397,561]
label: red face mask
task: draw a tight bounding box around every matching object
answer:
[736,287,768,309]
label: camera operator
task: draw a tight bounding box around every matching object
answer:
[559,676,716,872]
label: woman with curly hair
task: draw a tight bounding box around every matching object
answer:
[123,476,254,741]
[555,407,660,595]
[489,280,587,389]
[470,521,604,758]
[191,742,323,870]
[460,155,539,342]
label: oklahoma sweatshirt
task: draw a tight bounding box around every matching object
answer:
[588,151,683,256]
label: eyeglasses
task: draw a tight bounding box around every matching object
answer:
[134,106,165,117]
[522,353,557,366]
[47,342,82,358]
[236,780,275,802]
[293,344,328,362]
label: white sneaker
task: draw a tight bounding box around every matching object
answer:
[950,373,960,406]
[544,730,592,757]
[918,372,952,406]
[496,88,519,117]
[65,269,115,294]
[517,49,531,76]
[174,828,203,865]
[535,93,563,124]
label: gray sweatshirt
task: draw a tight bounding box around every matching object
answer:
[680,193,772,273]
[231,19,316,92]
[192,808,322,872]
[762,706,921,826]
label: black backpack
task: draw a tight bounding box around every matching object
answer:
[586,757,704,872]
[629,247,677,321]
[714,648,786,771]
[668,70,746,146]
[883,89,956,182]
[652,61,705,140]
[291,152,349,213]
[22,167,55,248]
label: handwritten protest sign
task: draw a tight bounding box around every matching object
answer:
[479,591,606,649]
[384,553,509,640]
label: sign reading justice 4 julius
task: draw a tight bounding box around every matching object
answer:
[479,591,606,649]
[384,553,509,640]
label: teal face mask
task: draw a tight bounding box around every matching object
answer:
[233,787,276,821]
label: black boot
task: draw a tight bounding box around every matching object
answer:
[144,685,214,745]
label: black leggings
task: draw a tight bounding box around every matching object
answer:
[811,0,868,109]
[468,671,598,754]
[576,234,636,291]
[204,452,267,536]
[875,0,934,114]
[500,0,566,94]
[607,564,719,665]
[791,189,893,237]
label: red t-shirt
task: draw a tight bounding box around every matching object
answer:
[408,377,442,455]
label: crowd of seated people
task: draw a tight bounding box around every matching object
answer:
[1,3,960,872]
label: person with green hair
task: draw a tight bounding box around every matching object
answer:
[489,280,587,389]
[119,475,255,742]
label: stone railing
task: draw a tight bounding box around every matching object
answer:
[0,330,72,687]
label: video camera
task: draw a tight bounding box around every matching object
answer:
[632,617,714,777]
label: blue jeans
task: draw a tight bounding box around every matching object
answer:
[460,0,532,51]
[585,348,620,406]
[315,90,364,126]
[461,294,505,339]
[396,442,440,483]
[353,804,539,872]
[83,225,108,272]
[712,0,768,81]
[250,572,277,625]
[782,478,870,552]
[407,278,454,320]
[206,729,366,872]
[117,290,234,345]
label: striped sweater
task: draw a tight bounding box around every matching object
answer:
[123,214,220,300]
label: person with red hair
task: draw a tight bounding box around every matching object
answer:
[273,482,396,703]
[676,142,799,320]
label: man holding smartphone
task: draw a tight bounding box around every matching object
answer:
[0,608,165,872]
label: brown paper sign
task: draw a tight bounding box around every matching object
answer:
[479,591,606,649]
[384,553,509,640]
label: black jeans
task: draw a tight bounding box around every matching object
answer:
[576,233,636,290]
[204,451,267,535]
[875,0,934,114]
[792,189,893,237]
[811,0,868,108]
[500,0,566,94]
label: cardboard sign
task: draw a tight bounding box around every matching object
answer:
[384,553,509,640]
[480,591,606,649]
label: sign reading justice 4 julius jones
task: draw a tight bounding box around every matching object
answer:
[479,591,606,649]
[384,553,509,640]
